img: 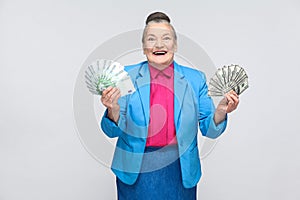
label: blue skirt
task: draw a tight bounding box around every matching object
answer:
[116,145,197,200]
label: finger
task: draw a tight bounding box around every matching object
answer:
[100,94,111,106]
[225,93,234,105]
[225,101,234,113]
[102,86,113,96]
[106,87,119,100]
[110,89,121,103]
[226,95,239,113]
[113,92,121,104]
[104,89,121,108]
[230,90,239,98]
[100,94,107,104]
[229,94,239,105]
[101,88,114,106]
[103,87,117,102]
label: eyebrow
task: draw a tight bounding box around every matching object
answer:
[146,33,172,37]
[146,34,156,37]
[162,33,171,37]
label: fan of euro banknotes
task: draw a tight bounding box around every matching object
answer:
[208,64,249,96]
[84,59,135,96]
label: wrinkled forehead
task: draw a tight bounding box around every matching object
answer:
[144,22,174,37]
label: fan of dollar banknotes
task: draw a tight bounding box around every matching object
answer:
[84,59,135,96]
[208,64,249,96]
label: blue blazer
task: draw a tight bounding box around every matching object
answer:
[101,61,227,188]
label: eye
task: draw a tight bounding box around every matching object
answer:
[147,37,156,41]
[163,36,171,41]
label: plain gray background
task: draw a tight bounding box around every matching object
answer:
[1,0,300,199]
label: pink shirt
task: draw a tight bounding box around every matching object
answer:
[146,63,177,147]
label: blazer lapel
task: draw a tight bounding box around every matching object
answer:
[134,61,188,130]
[135,62,151,125]
[174,62,188,131]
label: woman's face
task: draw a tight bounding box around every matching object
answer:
[143,22,177,69]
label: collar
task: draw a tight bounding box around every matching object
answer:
[149,62,174,79]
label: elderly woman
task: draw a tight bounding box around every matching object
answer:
[100,12,239,200]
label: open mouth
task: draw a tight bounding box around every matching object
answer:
[153,51,167,56]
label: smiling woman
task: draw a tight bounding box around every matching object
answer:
[142,13,178,70]
[100,11,239,200]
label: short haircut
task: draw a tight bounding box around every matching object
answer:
[142,12,177,44]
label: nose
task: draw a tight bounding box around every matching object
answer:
[154,39,164,48]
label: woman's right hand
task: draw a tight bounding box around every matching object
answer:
[101,86,121,123]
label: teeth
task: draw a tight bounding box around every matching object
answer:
[153,51,167,55]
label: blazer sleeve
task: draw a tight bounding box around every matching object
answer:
[197,71,227,139]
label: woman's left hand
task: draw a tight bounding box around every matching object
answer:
[214,90,239,125]
[219,90,239,113]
